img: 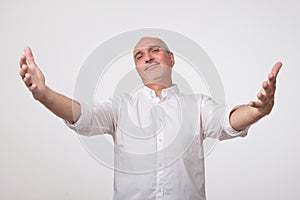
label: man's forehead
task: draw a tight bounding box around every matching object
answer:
[134,38,169,52]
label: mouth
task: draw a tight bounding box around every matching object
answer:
[145,63,159,71]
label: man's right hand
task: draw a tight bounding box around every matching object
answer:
[19,46,81,123]
[19,46,48,102]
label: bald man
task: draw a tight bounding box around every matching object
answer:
[19,37,282,200]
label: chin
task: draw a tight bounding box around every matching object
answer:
[146,75,163,82]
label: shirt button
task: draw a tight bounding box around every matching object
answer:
[158,138,162,142]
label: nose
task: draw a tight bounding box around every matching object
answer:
[144,51,154,63]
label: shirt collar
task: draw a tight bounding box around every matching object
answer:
[142,84,180,99]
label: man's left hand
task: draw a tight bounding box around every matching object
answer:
[249,61,283,116]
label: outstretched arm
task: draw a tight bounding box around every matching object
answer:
[229,62,282,131]
[19,47,81,123]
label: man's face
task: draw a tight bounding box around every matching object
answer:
[133,38,175,85]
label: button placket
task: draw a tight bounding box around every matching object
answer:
[151,98,165,199]
[156,114,164,199]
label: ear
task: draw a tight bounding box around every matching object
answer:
[168,52,175,67]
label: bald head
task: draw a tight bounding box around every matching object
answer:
[134,37,170,54]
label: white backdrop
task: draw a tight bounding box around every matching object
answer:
[1,0,299,199]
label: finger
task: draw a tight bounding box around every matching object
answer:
[19,54,26,68]
[19,69,26,78]
[29,83,37,92]
[23,73,32,86]
[24,46,36,66]
[249,100,255,107]
[268,72,276,84]
[249,100,262,108]
[271,61,282,78]
[20,64,29,78]
[266,74,278,97]
[263,81,276,98]
[262,81,272,94]
[258,90,272,104]
[257,91,265,101]
[19,64,27,77]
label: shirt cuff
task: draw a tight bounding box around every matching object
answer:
[222,105,250,138]
[64,101,92,131]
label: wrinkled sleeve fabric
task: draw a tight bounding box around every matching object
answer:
[200,95,249,141]
[65,100,116,136]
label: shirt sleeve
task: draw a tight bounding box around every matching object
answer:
[200,95,249,140]
[65,99,116,136]
[218,105,249,140]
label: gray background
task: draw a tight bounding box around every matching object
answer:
[1,0,299,199]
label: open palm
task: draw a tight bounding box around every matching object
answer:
[19,47,47,101]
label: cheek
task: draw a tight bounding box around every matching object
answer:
[135,60,144,68]
[135,66,144,76]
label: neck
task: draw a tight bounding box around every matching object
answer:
[145,82,173,99]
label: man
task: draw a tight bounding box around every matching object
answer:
[19,37,282,200]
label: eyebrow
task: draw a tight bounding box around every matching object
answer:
[148,45,161,49]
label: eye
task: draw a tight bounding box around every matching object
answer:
[135,54,143,61]
[151,48,160,53]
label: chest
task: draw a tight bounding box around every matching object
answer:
[112,97,203,172]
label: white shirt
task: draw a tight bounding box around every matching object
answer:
[66,85,249,200]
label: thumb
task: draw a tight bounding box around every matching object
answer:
[24,46,36,66]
